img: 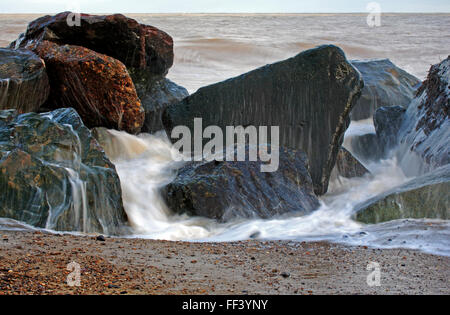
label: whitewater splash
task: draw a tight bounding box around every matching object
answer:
[0,121,448,256]
[93,121,450,256]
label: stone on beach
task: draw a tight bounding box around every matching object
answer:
[351,59,421,121]
[333,148,370,179]
[165,146,320,222]
[0,108,128,235]
[29,40,145,134]
[374,105,406,158]
[0,48,50,113]
[11,12,174,77]
[354,165,450,224]
[163,45,364,195]
[129,70,189,133]
[396,56,450,176]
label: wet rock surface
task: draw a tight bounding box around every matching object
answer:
[354,165,450,224]
[129,70,188,133]
[334,148,369,179]
[163,45,364,195]
[374,106,406,158]
[11,12,174,77]
[165,146,320,222]
[347,133,382,163]
[0,48,50,113]
[397,56,450,176]
[351,59,420,120]
[29,40,145,134]
[0,108,128,234]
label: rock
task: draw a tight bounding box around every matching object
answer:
[165,146,320,222]
[129,70,188,133]
[163,45,364,195]
[11,12,174,77]
[0,108,128,235]
[396,56,450,176]
[333,148,369,179]
[354,165,450,224]
[347,133,382,163]
[0,48,50,112]
[374,106,406,158]
[351,59,421,120]
[96,235,106,242]
[29,40,145,134]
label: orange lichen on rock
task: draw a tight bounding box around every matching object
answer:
[29,40,145,134]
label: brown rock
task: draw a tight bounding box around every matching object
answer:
[30,40,144,134]
[334,148,370,179]
[12,12,173,77]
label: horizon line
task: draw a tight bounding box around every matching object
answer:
[1,11,450,15]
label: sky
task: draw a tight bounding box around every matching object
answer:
[1,0,449,14]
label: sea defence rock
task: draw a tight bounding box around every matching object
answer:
[11,12,174,77]
[130,70,189,133]
[396,56,450,177]
[334,148,369,179]
[347,133,382,163]
[0,108,128,234]
[351,59,420,121]
[374,106,406,158]
[163,45,364,195]
[165,146,320,222]
[354,165,450,224]
[29,40,145,134]
[0,48,50,112]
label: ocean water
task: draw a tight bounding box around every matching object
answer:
[1,14,450,92]
[0,14,449,256]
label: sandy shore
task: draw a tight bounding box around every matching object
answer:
[0,230,448,295]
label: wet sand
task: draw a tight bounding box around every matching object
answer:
[0,230,448,295]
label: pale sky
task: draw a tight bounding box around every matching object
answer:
[1,0,449,14]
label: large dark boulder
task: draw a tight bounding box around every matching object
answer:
[0,48,50,112]
[163,45,364,195]
[354,165,450,224]
[165,146,320,222]
[11,12,173,77]
[374,106,406,158]
[0,108,128,234]
[351,59,420,120]
[29,40,145,134]
[396,56,449,176]
[129,70,189,133]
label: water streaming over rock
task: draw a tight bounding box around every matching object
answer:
[94,121,449,256]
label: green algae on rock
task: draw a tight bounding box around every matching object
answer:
[354,165,450,224]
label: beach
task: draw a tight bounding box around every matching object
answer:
[1,230,448,295]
